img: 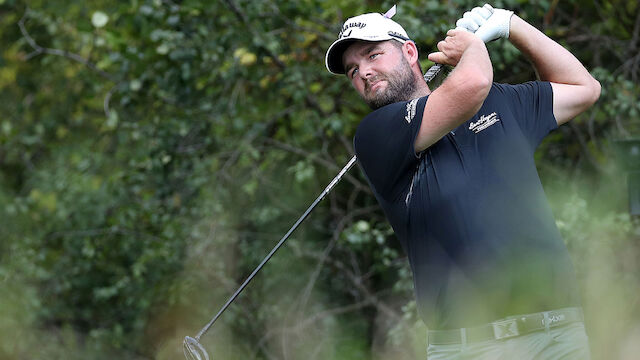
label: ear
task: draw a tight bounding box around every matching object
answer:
[402,41,420,66]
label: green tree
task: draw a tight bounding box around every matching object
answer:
[0,0,639,359]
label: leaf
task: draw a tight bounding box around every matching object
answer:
[129,79,142,91]
[91,11,109,28]
[156,43,170,54]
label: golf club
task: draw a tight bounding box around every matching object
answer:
[183,5,494,359]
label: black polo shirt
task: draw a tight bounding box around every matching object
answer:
[354,82,581,330]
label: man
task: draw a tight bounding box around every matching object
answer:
[325,4,600,359]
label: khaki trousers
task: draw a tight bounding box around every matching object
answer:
[427,322,591,360]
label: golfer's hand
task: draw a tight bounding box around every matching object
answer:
[455,4,493,35]
[460,4,513,42]
[427,29,483,67]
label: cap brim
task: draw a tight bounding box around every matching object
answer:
[325,36,406,75]
[325,38,360,75]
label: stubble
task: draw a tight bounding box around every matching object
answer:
[363,56,418,110]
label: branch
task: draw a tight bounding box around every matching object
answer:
[568,121,606,173]
[18,9,116,82]
[294,245,402,322]
[264,138,367,191]
[294,204,380,317]
[296,299,375,331]
[614,113,631,139]
[543,0,560,26]
[254,298,373,359]
[103,83,120,119]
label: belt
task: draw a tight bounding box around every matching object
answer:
[428,307,584,345]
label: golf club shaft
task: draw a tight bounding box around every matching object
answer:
[195,155,358,340]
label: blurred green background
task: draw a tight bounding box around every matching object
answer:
[1,0,639,359]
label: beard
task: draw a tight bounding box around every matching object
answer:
[362,57,418,110]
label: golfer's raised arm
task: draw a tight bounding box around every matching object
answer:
[507,15,601,125]
[416,29,493,152]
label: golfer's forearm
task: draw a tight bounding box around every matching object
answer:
[415,40,492,152]
[508,16,597,89]
[446,40,493,114]
[453,40,493,85]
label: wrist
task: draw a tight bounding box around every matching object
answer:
[495,8,514,39]
[506,14,525,41]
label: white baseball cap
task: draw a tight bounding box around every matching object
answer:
[325,9,411,75]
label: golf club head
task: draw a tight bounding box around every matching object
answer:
[183,336,210,360]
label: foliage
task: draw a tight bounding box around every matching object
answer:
[0,0,639,359]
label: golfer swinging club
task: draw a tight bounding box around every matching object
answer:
[325,3,600,359]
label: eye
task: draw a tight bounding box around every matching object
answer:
[350,67,359,79]
[370,53,380,60]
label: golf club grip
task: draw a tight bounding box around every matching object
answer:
[422,27,465,83]
[194,155,358,340]
[423,63,444,83]
[423,21,491,83]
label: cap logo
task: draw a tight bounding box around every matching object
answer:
[338,21,366,38]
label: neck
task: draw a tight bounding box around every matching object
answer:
[409,78,431,99]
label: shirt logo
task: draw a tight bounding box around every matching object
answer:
[405,98,419,123]
[469,112,500,133]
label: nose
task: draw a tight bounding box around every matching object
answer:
[357,63,374,80]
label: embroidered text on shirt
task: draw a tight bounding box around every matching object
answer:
[405,98,419,123]
[469,112,500,133]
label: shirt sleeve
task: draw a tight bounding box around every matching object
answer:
[353,96,427,202]
[495,81,558,150]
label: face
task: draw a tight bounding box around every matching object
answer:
[342,40,418,109]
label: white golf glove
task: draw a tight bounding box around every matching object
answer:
[456,4,514,43]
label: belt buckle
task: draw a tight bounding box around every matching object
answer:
[545,312,567,327]
[492,319,519,340]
